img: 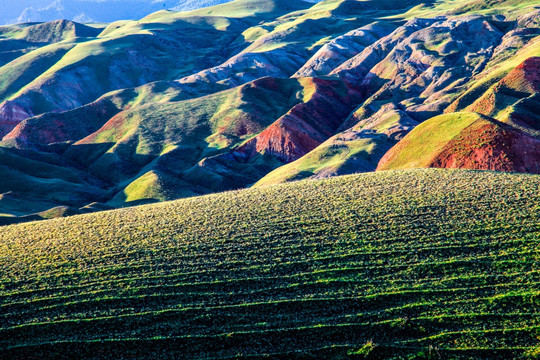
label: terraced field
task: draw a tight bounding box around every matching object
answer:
[0,169,539,359]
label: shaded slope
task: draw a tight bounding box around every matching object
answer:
[0,0,308,137]
[0,0,539,218]
[332,15,504,121]
[0,20,102,66]
[1,80,197,150]
[446,32,540,115]
[63,77,308,201]
[0,146,106,221]
[466,56,540,135]
[0,42,76,104]
[178,0,420,89]
[0,169,539,359]
[254,131,393,186]
[232,77,361,162]
[258,12,535,187]
[176,77,361,195]
[377,112,540,173]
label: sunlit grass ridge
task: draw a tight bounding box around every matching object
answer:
[0,169,538,359]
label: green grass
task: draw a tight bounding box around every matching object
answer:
[0,169,538,359]
[0,42,76,103]
[0,147,105,217]
[109,170,199,206]
[64,77,305,196]
[255,134,393,186]
[448,36,540,113]
[399,0,540,20]
[377,112,492,170]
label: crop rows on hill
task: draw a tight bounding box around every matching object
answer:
[0,169,539,359]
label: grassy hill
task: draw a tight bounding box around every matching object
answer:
[376,112,540,173]
[0,169,539,359]
[0,0,538,220]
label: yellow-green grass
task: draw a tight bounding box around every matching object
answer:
[166,0,310,20]
[12,20,102,43]
[400,0,540,20]
[6,13,251,112]
[255,134,393,186]
[239,0,422,55]
[65,78,305,187]
[0,42,75,102]
[447,36,540,114]
[0,169,538,359]
[109,170,199,206]
[377,112,493,171]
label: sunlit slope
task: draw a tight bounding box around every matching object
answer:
[0,0,309,132]
[0,169,539,359]
[377,112,540,173]
[255,131,393,186]
[0,0,539,220]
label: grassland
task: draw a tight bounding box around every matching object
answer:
[376,112,488,171]
[255,134,393,186]
[0,169,538,359]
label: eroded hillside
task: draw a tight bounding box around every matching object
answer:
[0,0,538,221]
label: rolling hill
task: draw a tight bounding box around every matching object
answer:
[0,2,539,358]
[0,169,539,359]
[0,0,537,222]
[0,0,236,26]
[376,112,540,173]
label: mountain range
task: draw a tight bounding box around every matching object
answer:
[0,0,538,223]
[0,0,539,358]
[0,0,235,25]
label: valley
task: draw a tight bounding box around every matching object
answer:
[0,0,538,222]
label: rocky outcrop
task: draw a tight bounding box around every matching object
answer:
[332,15,504,121]
[178,50,306,89]
[0,101,33,138]
[341,102,419,141]
[293,22,397,78]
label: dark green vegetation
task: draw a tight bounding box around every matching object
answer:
[0,169,539,359]
[0,0,538,222]
[0,1,538,358]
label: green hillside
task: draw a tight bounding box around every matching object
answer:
[376,112,540,173]
[0,0,538,219]
[376,113,489,170]
[0,169,538,359]
[255,133,393,186]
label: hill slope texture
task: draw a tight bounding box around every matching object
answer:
[0,169,539,359]
[0,0,538,220]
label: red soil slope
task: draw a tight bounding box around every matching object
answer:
[468,57,540,116]
[377,113,540,174]
[233,78,362,162]
[431,120,540,173]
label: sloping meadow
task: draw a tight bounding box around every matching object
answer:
[0,169,539,359]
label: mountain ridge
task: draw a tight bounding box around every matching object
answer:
[1,0,239,26]
[0,0,537,222]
